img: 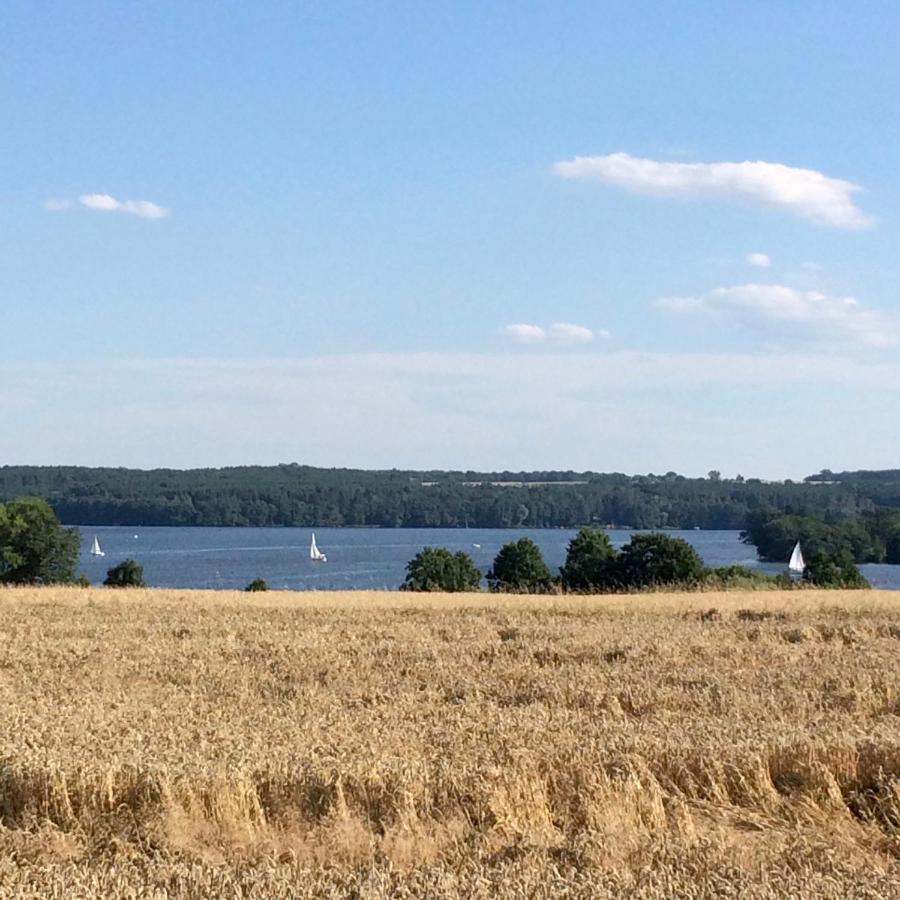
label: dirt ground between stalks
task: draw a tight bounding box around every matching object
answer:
[0,586,898,898]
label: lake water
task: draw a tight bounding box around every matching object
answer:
[77,528,900,590]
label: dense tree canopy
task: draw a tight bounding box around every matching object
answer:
[0,464,895,530]
[742,507,900,563]
[401,547,482,592]
[559,527,618,592]
[487,538,553,593]
[615,533,706,589]
[803,550,870,589]
[0,497,80,585]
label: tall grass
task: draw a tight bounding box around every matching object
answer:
[0,586,898,897]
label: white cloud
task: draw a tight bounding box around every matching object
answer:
[46,193,169,219]
[502,322,602,344]
[549,323,595,343]
[553,152,873,229]
[79,193,122,212]
[656,283,900,348]
[501,323,546,343]
[747,252,771,268]
[78,193,168,219]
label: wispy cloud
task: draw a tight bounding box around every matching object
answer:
[553,152,873,229]
[44,193,169,219]
[747,252,771,268]
[501,323,604,344]
[656,283,899,348]
[79,193,168,219]
[501,323,547,344]
[549,322,598,343]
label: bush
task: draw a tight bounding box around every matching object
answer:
[104,559,145,588]
[772,571,796,589]
[402,547,482,592]
[559,527,617,592]
[0,497,80,585]
[488,538,553,593]
[616,533,705,589]
[74,574,92,588]
[245,577,269,592]
[802,550,870,589]
[702,564,777,589]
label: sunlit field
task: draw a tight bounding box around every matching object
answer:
[1,587,899,898]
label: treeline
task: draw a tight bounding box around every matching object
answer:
[402,530,870,593]
[805,468,900,508]
[0,464,893,529]
[742,507,900,564]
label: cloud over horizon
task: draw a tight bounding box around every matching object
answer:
[656,283,900,348]
[554,152,873,229]
[44,193,169,219]
[3,351,900,476]
[747,252,771,268]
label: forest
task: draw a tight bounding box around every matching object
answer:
[741,506,900,564]
[0,464,898,530]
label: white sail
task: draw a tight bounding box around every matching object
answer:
[788,541,805,573]
[309,532,327,562]
[90,536,105,557]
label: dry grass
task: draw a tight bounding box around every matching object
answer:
[0,586,899,897]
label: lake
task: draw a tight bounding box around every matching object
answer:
[77,528,900,590]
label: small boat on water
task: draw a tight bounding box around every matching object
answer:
[90,536,105,557]
[309,532,327,563]
[788,541,805,575]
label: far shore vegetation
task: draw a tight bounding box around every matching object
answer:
[2,464,900,533]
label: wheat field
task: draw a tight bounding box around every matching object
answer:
[0,586,898,898]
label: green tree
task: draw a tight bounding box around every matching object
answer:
[0,497,80,585]
[401,547,482,592]
[245,577,269,592]
[559,527,617,592]
[104,559,145,588]
[802,550,870,589]
[886,527,900,565]
[617,533,705,589]
[487,538,553,593]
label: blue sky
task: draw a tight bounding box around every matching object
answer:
[3,1,899,476]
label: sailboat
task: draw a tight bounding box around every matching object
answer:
[788,541,805,575]
[90,535,105,557]
[309,532,327,563]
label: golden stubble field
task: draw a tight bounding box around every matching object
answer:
[0,587,899,898]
